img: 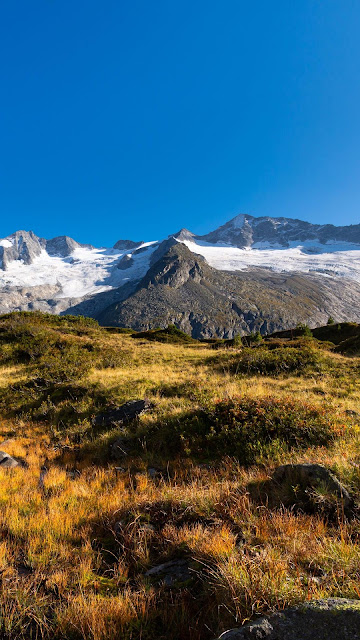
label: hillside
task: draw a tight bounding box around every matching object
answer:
[0,312,359,639]
[1,215,360,336]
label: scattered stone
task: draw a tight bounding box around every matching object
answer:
[215,598,360,639]
[0,451,21,469]
[145,558,197,588]
[271,463,352,509]
[94,399,153,429]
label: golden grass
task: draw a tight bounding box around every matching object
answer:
[0,332,358,638]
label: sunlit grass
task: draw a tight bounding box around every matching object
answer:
[0,327,358,638]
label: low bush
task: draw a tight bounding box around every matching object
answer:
[142,395,338,463]
[231,346,325,376]
[132,324,198,344]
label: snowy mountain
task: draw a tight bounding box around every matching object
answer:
[197,213,360,248]
[0,215,360,336]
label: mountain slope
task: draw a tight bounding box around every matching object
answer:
[0,215,360,336]
[198,213,360,248]
[98,242,360,338]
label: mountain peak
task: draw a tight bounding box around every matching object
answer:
[172,228,196,241]
[113,239,144,251]
[198,214,360,248]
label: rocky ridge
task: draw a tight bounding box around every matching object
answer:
[0,215,360,336]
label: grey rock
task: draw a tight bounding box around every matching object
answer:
[219,618,273,638]
[215,598,360,639]
[272,463,352,509]
[94,399,153,429]
[172,228,197,242]
[46,235,90,257]
[200,214,360,249]
[113,239,144,250]
[145,558,196,588]
[0,231,45,270]
[0,451,21,469]
[133,245,150,255]
[117,254,134,270]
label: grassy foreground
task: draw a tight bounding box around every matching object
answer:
[0,313,359,639]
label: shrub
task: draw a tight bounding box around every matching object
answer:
[132,325,198,344]
[295,323,313,337]
[143,395,337,463]
[34,344,93,385]
[232,346,324,376]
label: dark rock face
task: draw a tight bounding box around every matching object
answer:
[113,239,144,250]
[46,236,83,257]
[271,463,352,509]
[217,598,360,639]
[200,214,360,248]
[117,254,134,270]
[0,231,90,268]
[0,231,45,270]
[98,242,360,338]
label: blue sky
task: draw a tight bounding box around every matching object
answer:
[1,1,360,246]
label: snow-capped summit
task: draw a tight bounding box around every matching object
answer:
[0,231,45,270]
[198,214,360,248]
[0,213,360,335]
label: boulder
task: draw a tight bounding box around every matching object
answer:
[93,399,153,429]
[0,451,20,469]
[216,598,360,639]
[145,558,197,588]
[271,463,352,509]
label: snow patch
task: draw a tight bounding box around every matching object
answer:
[183,240,360,281]
[0,239,13,248]
[0,243,158,299]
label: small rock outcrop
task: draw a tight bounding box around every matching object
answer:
[216,598,360,639]
[93,399,153,429]
[271,463,352,510]
[113,240,144,251]
[117,254,134,270]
